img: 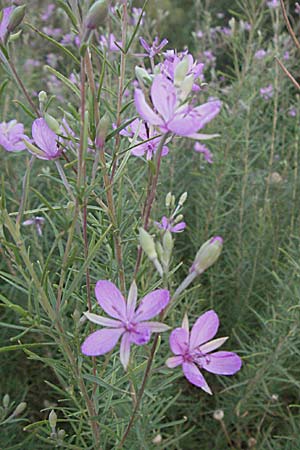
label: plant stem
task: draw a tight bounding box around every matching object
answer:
[55,160,76,203]
[134,133,170,277]
[16,155,35,228]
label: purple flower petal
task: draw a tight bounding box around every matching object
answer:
[130,326,151,345]
[169,328,189,355]
[170,222,186,233]
[138,321,170,332]
[189,310,219,349]
[200,337,228,354]
[84,312,123,328]
[166,355,183,368]
[193,100,222,130]
[95,280,127,320]
[182,361,212,394]
[120,332,131,369]
[151,75,177,122]
[81,328,123,356]
[134,289,170,321]
[126,281,137,320]
[134,89,164,126]
[202,351,242,375]
[0,7,13,40]
[32,118,59,159]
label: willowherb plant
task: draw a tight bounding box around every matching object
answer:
[0,1,243,448]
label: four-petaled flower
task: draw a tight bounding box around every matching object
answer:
[135,74,221,139]
[120,118,169,160]
[154,216,186,233]
[0,120,28,152]
[27,118,62,160]
[81,280,170,370]
[166,311,242,394]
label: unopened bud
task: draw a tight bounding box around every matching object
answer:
[57,429,66,439]
[85,0,108,30]
[13,401,27,416]
[139,228,157,261]
[163,230,173,254]
[191,236,223,275]
[152,434,162,444]
[213,409,224,421]
[7,5,26,33]
[179,192,187,206]
[165,192,172,208]
[174,56,189,86]
[3,394,10,409]
[180,74,194,100]
[44,113,60,134]
[49,410,57,429]
[135,66,152,86]
[95,113,110,149]
[38,90,47,105]
[174,214,184,224]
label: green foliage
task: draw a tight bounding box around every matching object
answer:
[1,0,300,449]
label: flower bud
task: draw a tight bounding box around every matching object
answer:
[163,230,173,254]
[135,66,152,86]
[57,429,66,439]
[3,394,10,409]
[7,5,26,33]
[174,214,184,224]
[191,236,223,275]
[165,192,172,208]
[13,401,27,416]
[44,113,60,134]
[38,90,47,106]
[213,409,224,421]
[95,113,110,149]
[139,228,157,261]
[174,56,189,86]
[179,192,187,206]
[85,0,108,30]
[152,434,162,445]
[49,409,57,429]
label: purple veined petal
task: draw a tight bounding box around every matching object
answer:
[139,36,151,53]
[200,337,228,354]
[81,328,124,356]
[131,142,147,157]
[150,75,177,122]
[0,7,13,40]
[182,361,212,394]
[129,326,151,346]
[193,100,222,130]
[202,351,242,375]
[137,321,170,332]
[126,281,137,320]
[169,328,189,355]
[188,132,220,140]
[95,280,127,320]
[120,332,131,370]
[32,118,59,156]
[134,289,170,321]
[134,89,164,126]
[161,216,168,229]
[190,310,219,350]
[84,312,123,328]
[170,222,186,233]
[166,355,184,368]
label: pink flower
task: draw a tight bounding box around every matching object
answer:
[154,216,186,233]
[120,118,169,160]
[139,36,168,58]
[81,281,170,370]
[260,84,273,100]
[29,118,61,160]
[100,33,121,52]
[166,311,242,394]
[0,120,28,152]
[134,74,221,139]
